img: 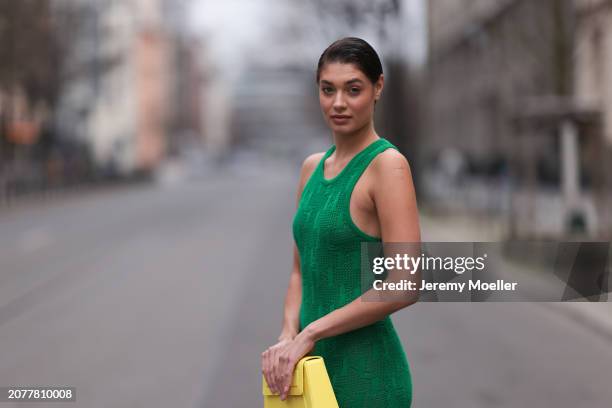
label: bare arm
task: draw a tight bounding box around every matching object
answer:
[278,244,302,341]
[278,153,322,340]
[263,152,324,393]
[301,149,421,342]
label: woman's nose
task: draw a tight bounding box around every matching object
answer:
[333,92,347,110]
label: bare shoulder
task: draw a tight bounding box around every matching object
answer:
[295,152,325,201]
[370,148,418,213]
[371,148,412,178]
[300,152,326,181]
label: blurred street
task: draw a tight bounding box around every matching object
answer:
[1,159,611,408]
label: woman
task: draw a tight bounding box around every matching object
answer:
[261,37,420,407]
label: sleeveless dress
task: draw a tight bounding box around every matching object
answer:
[292,137,413,407]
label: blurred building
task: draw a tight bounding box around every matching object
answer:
[574,0,612,145]
[55,0,183,177]
[165,38,205,157]
[231,66,325,162]
[423,0,612,238]
[0,87,47,147]
[426,0,573,167]
[573,0,612,237]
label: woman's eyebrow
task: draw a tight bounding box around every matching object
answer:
[320,78,364,85]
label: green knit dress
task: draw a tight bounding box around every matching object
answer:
[293,137,413,407]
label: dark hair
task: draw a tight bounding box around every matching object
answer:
[316,37,383,84]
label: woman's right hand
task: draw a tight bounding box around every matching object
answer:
[262,338,293,395]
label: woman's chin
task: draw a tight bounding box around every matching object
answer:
[329,124,356,134]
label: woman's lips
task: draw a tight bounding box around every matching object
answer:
[331,115,351,124]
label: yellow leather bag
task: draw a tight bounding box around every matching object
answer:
[262,356,339,408]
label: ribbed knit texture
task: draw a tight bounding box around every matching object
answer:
[293,137,412,407]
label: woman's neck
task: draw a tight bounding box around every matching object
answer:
[331,122,380,160]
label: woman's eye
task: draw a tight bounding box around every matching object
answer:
[349,88,361,94]
[322,87,334,94]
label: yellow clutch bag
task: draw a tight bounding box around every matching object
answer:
[262,356,339,408]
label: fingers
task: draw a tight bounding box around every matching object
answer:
[262,342,300,400]
[262,348,275,395]
[263,345,283,395]
[279,352,294,400]
[276,351,286,399]
[261,349,268,390]
[270,345,281,394]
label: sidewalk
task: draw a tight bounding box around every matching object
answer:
[0,177,153,218]
[420,210,612,341]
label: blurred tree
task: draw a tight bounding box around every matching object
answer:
[0,1,59,111]
[0,0,78,153]
[309,0,401,40]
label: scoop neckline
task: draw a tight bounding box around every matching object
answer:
[319,138,384,184]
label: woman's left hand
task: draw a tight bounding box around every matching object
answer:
[265,329,315,400]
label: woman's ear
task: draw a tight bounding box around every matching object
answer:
[375,74,384,101]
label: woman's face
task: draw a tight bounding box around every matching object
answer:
[318,62,383,135]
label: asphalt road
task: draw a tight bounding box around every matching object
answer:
[1,160,611,408]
